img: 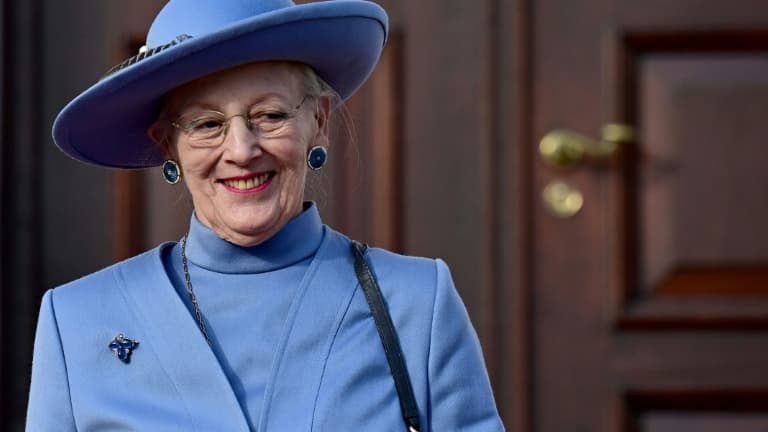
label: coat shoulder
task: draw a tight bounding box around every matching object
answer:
[358,247,451,308]
[47,243,172,310]
[324,227,448,299]
[366,246,444,286]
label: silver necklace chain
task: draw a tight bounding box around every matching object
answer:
[180,233,212,346]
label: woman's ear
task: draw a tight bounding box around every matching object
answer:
[313,96,332,148]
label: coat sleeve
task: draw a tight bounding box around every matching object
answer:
[26,289,77,431]
[426,259,505,431]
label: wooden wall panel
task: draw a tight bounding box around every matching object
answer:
[402,0,499,377]
[496,0,533,429]
[368,34,403,251]
[1,2,44,429]
[40,0,116,288]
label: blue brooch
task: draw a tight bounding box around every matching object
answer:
[108,333,139,364]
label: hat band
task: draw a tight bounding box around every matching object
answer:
[101,34,194,81]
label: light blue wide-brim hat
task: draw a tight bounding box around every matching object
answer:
[53,0,388,168]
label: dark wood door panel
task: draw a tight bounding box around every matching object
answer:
[614,36,768,329]
[626,390,768,432]
[637,411,768,432]
[616,333,768,388]
[618,0,768,27]
[533,1,768,431]
[639,56,768,289]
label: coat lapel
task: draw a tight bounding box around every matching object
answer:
[258,229,358,431]
[115,245,251,432]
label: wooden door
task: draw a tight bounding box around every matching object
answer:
[532,1,768,431]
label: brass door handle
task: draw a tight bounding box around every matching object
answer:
[539,123,634,168]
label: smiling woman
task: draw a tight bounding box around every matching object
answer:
[26,1,504,431]
[150,62,331,247]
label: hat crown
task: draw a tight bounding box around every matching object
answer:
[147,0,296,47]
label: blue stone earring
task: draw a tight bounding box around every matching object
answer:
[307,146,327,170]
[162,160,181,184]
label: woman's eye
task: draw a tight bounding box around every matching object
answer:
[253,111,289,123]
[190,118,223,131]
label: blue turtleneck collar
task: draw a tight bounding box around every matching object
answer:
[184,202,324,274]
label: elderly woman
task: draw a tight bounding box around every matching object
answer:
[27,1,504,431]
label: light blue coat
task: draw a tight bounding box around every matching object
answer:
[26,226,504,431]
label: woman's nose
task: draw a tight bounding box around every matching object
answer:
[222,115,262,163]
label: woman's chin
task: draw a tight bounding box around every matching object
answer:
[200,198,303,246]
[210,212,283,246]
[215,226,270,247]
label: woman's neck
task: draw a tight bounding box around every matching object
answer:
[183,202,324,274]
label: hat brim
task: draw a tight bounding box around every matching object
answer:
[53,1,387,168]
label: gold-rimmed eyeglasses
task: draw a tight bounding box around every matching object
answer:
[169,94,312,147]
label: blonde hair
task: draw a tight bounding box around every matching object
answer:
[300,64,338,101]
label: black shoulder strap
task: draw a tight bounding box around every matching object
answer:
[351,240,421,432]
